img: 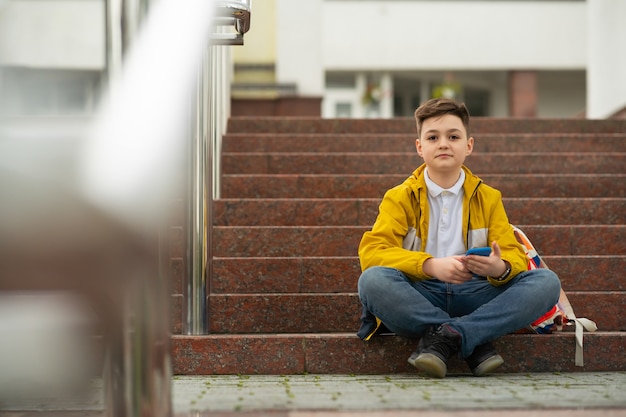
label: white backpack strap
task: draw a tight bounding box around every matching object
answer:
[558,286,598,366]
[572,315,598,367]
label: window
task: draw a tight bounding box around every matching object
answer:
[326,72,356,89]
[464,88,490,117]
[335,102,352,118]
[0,67,101,116]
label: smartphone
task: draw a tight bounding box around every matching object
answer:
[466,246,491,278]
[466,247,491,256]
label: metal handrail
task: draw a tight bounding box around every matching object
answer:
[213,0,251,44]
[186,0,250,338]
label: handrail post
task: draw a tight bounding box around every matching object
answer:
[186,45,212,335]
[186,0,248,335]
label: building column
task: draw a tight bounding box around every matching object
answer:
[380,72,393,118]
[587,0,626,118]
[508,70,537,117]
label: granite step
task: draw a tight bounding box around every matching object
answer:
[211,256,626,293]
[220,173,626,198]
[213,198,626,226]
[171,332,626,374]
[226,117,626,135]
[212,225,626,257]
[222,133,626,153]
[205,292,624,334]
[221,152,626,175]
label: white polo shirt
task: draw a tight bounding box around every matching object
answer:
[423,168,466,258]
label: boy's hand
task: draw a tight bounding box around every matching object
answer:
[423,256,473,284]
[462,241,508,278]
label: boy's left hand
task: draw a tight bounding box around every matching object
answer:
[462,241,508,278]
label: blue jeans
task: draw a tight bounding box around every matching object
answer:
[357,266,561,358]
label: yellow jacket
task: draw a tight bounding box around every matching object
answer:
[358,164,528,286]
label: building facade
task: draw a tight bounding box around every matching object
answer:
[1,0,625,119]
[234,0,626,119]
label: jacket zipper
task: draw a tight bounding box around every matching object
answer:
[466,181,482,248]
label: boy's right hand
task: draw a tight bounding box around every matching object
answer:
[423,256,473,284]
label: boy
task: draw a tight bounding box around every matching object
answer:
[357,98,561,378]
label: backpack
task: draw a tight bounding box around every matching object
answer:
[512,226,597,366]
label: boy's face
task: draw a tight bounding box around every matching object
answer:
[415,114,474,175]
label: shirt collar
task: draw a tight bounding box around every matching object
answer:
[424,168,466,198]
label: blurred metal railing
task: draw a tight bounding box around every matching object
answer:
[0,0,249,416]
[103,0,251,415]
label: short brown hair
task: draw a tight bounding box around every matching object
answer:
[414,98,471,138]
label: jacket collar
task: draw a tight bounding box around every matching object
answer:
[411,164,481,195]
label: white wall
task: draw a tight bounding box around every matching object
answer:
[321,1,586,70]
[276,0,588,101]
[0,0,105,69]
[276,0,324,96]
[587,0,626,118]
[322,0,587,69]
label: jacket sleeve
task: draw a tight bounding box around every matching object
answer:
[483,191,529,286]
[358,186,432,281]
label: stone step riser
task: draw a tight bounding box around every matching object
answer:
[171,332,626,374]
[221,174,626,198]
[222,133,626,153]
[226,117,626,134]
[206,293,623,334]
[222,153,626,175]
[214,198,626,226]
[211,225,626,257]
[210,256,626,294]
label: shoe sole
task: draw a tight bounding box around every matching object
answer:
[471,354,504,377]
[408,353,447,378]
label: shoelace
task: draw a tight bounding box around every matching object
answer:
[426,327,459,358]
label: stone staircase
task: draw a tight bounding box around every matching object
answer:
[171,117,626,375]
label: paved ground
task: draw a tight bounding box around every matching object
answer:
[1,372,625,416]
[172,372,626,414]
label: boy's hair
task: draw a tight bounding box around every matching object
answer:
[414,98,471,138]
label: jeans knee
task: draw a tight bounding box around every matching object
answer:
[546,270,562,301]
[530,268,562,303]
[357,266,386,296]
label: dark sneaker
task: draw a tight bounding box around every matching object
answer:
[407,324,460,378]
[465,342,504,377]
